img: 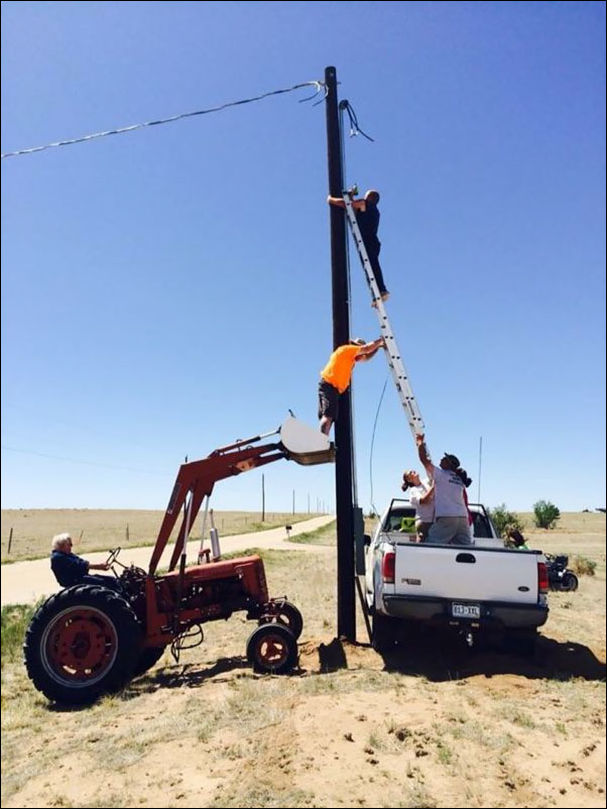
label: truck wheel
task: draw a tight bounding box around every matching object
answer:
[372,614,396,652]
[506,629,538,657]
[260,600,303,639]
[24,585,140,705]
[562,572,579,592]
[246,623,298,674]
[133,646,166,677]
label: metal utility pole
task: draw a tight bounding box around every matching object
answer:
[325,65,356,641]
[261,474,265,522]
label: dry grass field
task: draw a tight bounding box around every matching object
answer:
[1,512,605,808]
[0,509,317,564]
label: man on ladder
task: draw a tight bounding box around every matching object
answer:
[318,336,385,436]
[327,189,390,306]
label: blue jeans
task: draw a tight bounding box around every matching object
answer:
[426,517,473,545]
[82,574,122,591]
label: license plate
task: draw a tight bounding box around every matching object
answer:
[452,603,480,619]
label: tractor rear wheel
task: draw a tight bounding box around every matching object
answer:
[562,572,579,592]
[246,623,298,675]
[24,585,140,705]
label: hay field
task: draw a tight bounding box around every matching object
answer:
[0,508,318,564]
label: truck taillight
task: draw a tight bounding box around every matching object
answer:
[538,561,549,594]
[382,552,395,584]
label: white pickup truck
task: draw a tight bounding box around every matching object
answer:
[364,498,549,653]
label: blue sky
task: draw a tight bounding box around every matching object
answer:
[1,1,605,515]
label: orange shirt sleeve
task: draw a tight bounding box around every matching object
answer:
[320,345,361,393]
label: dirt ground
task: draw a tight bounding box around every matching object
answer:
[2,514,605,808]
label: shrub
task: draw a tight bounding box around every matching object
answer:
[1,602,36,665]
[488,504,525,538]
[571,555,597,576]
[533,500,560,529]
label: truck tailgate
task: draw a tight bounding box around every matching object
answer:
[394,546,540,604]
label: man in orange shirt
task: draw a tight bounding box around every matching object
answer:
[318,337,385,435]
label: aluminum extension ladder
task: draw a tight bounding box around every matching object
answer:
[342,188,425,439]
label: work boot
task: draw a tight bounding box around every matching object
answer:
[371,292,390,308]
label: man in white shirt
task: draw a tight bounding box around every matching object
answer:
[416,434,473,545]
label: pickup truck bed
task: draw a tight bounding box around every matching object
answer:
[365,499,549,652]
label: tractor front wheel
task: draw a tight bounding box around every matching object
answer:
[259,600,303,639]
[24,585,140,705]
[246,623,298,675]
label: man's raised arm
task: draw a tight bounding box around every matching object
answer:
[355,337,385,362]
[327,195,365,211]
[416,433,433,475]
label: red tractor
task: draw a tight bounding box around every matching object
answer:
[24,418,334,704]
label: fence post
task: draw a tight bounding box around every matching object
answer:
[7,527,13,555]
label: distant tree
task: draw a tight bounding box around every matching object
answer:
[533,500,560,529]
[488,504,525,538]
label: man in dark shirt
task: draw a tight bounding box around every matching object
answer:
[327,189,389,306]
[50,533,121,590]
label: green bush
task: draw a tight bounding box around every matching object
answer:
[571,555,597,576]
[488,504,525,538]
[533,500,561,529]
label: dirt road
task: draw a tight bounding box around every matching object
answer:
[0,514,335,606]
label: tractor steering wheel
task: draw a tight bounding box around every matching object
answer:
[106,547,121,568]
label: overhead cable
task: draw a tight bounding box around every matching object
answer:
[339,100,375,142]
[369,377,389,517]
[1,443,170,475]
[1,79,326,160]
